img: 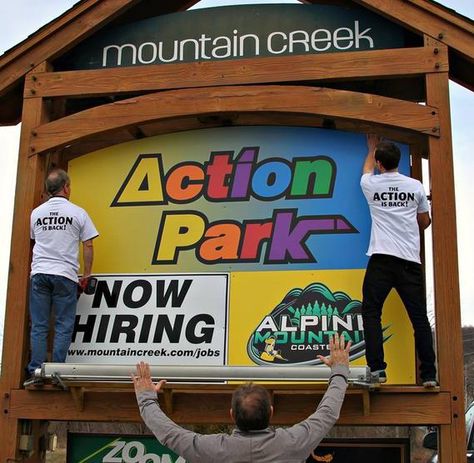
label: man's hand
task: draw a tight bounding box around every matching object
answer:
[132,361,166,394]
[363,134,383,174]
[367,133,382,154]
[317,333,351,368]
[78,276,89,290]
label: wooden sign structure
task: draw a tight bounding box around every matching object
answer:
[0,0,472,461]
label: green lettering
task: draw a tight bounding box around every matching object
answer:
[290,157,335,198]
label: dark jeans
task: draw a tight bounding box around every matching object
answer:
[362,254,436,381]
[27,273,78,375]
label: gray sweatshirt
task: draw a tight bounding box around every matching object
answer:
[136,364,349,463]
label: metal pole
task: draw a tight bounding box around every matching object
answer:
[37,363,369,383]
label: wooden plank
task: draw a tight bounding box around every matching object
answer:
[0,0,102,71]
[405,0,474,32]
[361,390,370,416]
[410,147,427,385]
[25,382,440,394]
[24,46,447,98]
[30,85,439,156]
[8,388,451,425]
[0,0,142,97]
[163,389,173,415]
[0,62,51,463]
[70,387,85,412]
[424,37,466,463]
[59,113,424,161]
[140,113,426,145]
[351,0,474,61]
[316,75,426,102]
[274,388,372,415]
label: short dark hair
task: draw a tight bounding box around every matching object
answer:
[46,169,70,196]
[375,142,401,170]
[231,383,272,432]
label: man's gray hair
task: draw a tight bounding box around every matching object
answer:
[231,383,272,431]
[46,169,70,196]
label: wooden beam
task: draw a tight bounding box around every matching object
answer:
[0,0,142,98]
[0,0,100,71]
[70,387,85,412]
[29,85,440,155]
[8,387,451,425]
[405,0,474,32]
[139,112,426,145]
[304,0,474,89]
[58,112,424,161]
[350,0,474,61]
[24,46,447,98]
[361,390,370,416]
[163,389,174,415]
[424,37,466,463]
[0,62,51,463]
[410,146,427,384]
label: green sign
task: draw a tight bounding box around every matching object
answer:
[67,434,185,463]
[58,4,407,71]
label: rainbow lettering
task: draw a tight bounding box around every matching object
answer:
[111,147,357,265]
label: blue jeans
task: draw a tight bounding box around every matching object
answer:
[27,273,77,375]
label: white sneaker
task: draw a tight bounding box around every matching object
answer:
[422,379,438,388]
[370,370,387,383]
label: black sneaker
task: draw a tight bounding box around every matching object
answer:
[370,369,387,383]
[422,378,438,388]
[23,375,44,387]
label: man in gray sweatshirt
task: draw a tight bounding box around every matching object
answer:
[133,334,350,463]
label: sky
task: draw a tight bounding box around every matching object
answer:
[0,0,472,349]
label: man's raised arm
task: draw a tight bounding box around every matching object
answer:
[280,334,351,460]
[363,134,382,174]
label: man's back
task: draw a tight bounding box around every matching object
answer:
[166,427,310,463]
[360,171,429,263]
[30,197,97,281]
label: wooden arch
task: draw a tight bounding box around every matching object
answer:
[31,85,439,156]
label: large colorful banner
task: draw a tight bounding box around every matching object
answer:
[69,126,416,383]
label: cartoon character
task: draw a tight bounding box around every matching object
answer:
[259,336,287,362]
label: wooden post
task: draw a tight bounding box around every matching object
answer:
[0,62,51,463]
[425,38,466,463]
[410,145,426,385]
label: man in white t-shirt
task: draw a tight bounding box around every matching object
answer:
[360,134,437,387]
[26,169,98,384]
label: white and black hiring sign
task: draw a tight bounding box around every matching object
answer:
[67,274,228,365]
[57,4,407,71]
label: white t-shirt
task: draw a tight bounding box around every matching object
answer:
[30,197,99,282]
[360,172,430,264]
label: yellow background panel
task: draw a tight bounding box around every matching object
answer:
[228,269,416,384]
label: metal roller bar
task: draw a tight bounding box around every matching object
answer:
[37,363,370,383]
